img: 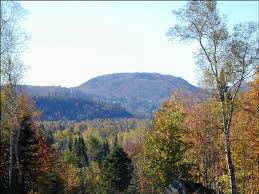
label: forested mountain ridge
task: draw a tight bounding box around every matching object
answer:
[21,72,201,118]
[17,86,133,121]
[74,73,201,117]
[31,95,133,121]
[76,73,199,99]
[18,85,84,97]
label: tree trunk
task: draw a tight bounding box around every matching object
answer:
[0,113,2,153]
[204,153,208,187]
[220,90,237,194]
[223,131,237,194]
[8,83,18,192]
[8,128,13,190]
[15,126,22,184]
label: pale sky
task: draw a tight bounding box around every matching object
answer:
[20,1,258,87]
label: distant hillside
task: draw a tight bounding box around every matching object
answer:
[77,73,199,99]
[18,85,85,97]
[31,95,133,121]
[74,73,201,117]
[21,73,202,119]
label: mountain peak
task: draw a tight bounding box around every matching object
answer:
[78,72,198,95]
[80,72,179,86]
[75,72,201,117]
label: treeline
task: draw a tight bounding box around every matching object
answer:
[40,118,150,137]
[31,95,133,121]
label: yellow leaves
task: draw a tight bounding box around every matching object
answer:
[83,128,102,143]
[85,161,101,186]
[218,174,231,194]
[59,163,80,190]
[54,128,70,140]
[243,74,259,117]
[183,98,228,190]
[229,78,259,193]
[142,94,189,190]
[185,74,259,193]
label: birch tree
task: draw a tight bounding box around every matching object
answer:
[167,1,259,193]
[0,1,28,191]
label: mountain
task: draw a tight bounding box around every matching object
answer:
[20,73,202,119]
[74,73,201,117]
[77,73,199,99]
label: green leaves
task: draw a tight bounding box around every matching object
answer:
[143,97,190,191]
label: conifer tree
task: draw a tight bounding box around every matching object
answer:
[14,115,39,194]
[98,138,133,193]
[72,137,88,167]
[95,140,110,164]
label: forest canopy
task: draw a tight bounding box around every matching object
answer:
[0,1,258,194]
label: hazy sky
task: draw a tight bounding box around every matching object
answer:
[20,1,258,87]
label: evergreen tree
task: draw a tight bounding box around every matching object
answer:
[61,149,80,166]
[73,137,88,167]
[38,169,64,194]
[46,130,54,145]
[86,134,110,164]
[87,135,102,162]
[95,140,110,164]
[68,137,73,151]
[13,115,39,194]
[126,172,140,194]
[98,139,133,194]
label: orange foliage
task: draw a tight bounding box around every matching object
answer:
[231,74,259,193]
[59,163,80,191]
[184,100,226,192]
[37,138,56,173]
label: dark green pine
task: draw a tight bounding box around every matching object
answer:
[98,141,133,193]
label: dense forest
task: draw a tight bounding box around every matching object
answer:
[31,95,133,121]
[1,1,258,194]
[1,81,258,193]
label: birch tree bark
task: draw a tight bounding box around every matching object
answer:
[0,1,28,191]
[167,1,259,193]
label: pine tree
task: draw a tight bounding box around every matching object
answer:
[95,140,110,164]
[39,169,64,194]
[127,172,140,194]
[68,137,73,151]
[73,137,88,167]
[46,130,54,145]
[98,139,133,194]
[14,115,39,193]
